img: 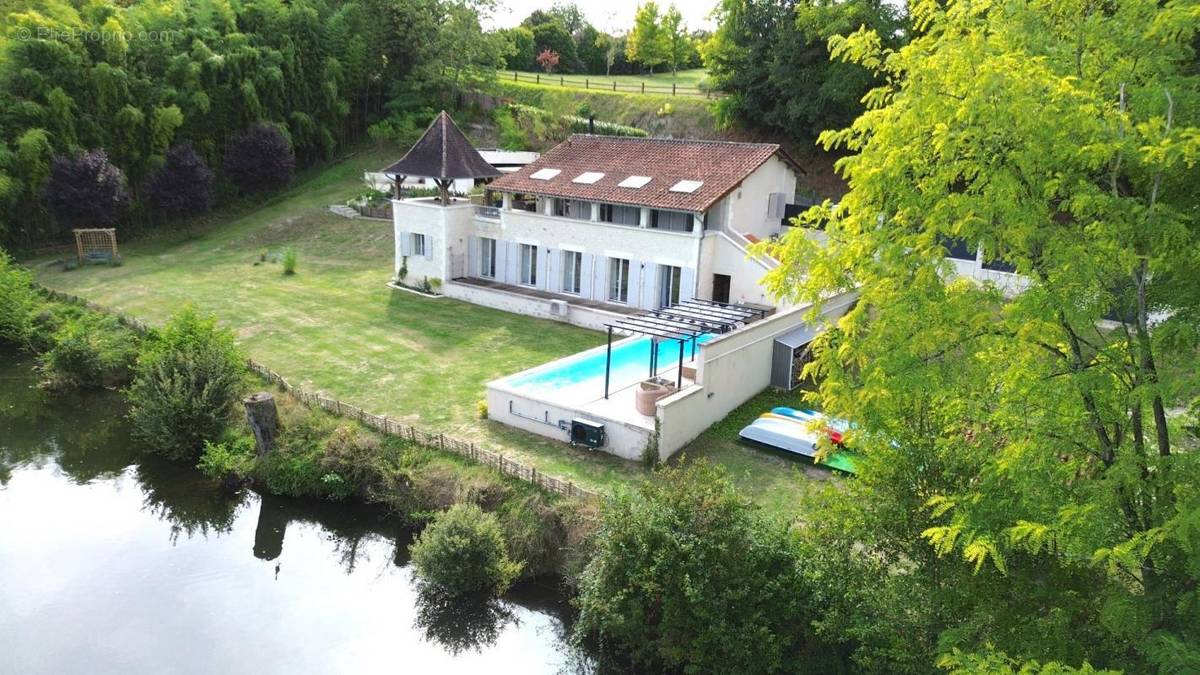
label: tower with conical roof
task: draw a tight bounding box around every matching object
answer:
[383,111,500,205]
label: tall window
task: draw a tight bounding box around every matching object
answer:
[650,210,694,232]
[658,265,682,307]
[562,250,582,294]
[599,203,640,226]
[410,233,427,257]
[519,244,538,286]
[608,258,630,303]
[480,237,496,278]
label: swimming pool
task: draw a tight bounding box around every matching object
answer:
[504,333,716,393]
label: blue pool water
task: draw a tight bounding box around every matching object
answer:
[506,333,716,392]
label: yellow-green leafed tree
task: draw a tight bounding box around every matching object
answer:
[760,0,1200,669]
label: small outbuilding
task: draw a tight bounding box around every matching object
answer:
[382,111,500,205]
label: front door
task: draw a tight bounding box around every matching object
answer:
[712,274,731,304]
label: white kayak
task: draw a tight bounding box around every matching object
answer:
[738,416,821,458]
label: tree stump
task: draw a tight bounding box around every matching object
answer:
[243,392,279,456]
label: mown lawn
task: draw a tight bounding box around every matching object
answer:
[31,145,831,517]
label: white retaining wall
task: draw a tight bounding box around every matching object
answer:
[655,291,858,458]
[485,387,652,462]
[443,279,624,332]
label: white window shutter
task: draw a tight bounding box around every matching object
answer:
[594,257,609,302]
[400,232,411,256]
[579,253,593,298]
[626,261,642,308]
[679,267,696,303]
[424,235,433,260]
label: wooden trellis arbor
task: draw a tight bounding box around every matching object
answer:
[73,228,118,264]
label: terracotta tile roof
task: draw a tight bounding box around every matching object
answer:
[489,135,794,213]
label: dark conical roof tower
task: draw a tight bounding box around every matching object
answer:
[383,111,499,204]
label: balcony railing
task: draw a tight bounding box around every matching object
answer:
[475,205,501,220]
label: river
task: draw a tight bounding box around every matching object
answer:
[0,349,593,674]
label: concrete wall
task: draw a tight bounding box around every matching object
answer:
[392,198,476,285]
[443,279,624,331]
[468,209,703,312]
[946,254,1029,295]
[500,209,701,270]
[655,291,858,458]
[695,231,780,307]
[485,386,652,461]
[722,155,797,240]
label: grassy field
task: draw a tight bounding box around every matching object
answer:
[500,68,709,94]
[31,145,828,517]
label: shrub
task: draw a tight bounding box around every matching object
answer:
[409,502,523,595]
[255,411,337,497]
[0,249,37,345]
[410,461,511,513]
[197,435,256,482]
[38,310,138,388]
[574,461,812,673]
[496,494,568,580]
[43,150,129,230]
[144,143,214,217]
[476,398,489,419]
[281,247,297,275]
[320,424,388,495]
[223,123,295,194]
[125,308,246,461]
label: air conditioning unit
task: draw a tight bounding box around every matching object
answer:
[570,419,606,449]
[549,299,569,316]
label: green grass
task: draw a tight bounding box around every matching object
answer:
[31,145,830,517]
[501,68,709,93]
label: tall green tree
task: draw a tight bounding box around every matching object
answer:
[703,0,906,143]
[761,0,1200,669]
[661,4,689,76]
[625,1,667,74]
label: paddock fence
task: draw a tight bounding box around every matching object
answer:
[504,70,713,98]
[35,285,603,503]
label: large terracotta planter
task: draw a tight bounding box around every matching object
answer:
[635,379,676,416]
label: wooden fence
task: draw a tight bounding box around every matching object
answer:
[36,286,603,503]
[506,70,713,98]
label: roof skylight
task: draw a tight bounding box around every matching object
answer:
[530,168,561,180]
[669,180,704,193]
[572,171,605,184]
[618,175,652,189]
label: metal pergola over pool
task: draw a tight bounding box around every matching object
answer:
[603,299,768,398]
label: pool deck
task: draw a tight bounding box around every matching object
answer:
[488,344,700,460]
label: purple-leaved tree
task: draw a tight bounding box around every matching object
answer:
[144,143,214,217]
[223,124,295,194]
[43,150,130,231]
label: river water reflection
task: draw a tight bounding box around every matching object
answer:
[0,349,591,674]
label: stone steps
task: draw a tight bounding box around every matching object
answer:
[328,204,359,219]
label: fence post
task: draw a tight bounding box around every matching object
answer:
[536,73,540,84]
[585,79,589,90]
[641,82,645,94]
[513,71,517,82]
[612,81,616,92]
[559,76,564,86]
[673,83,676,96]
[439,433,445,450]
